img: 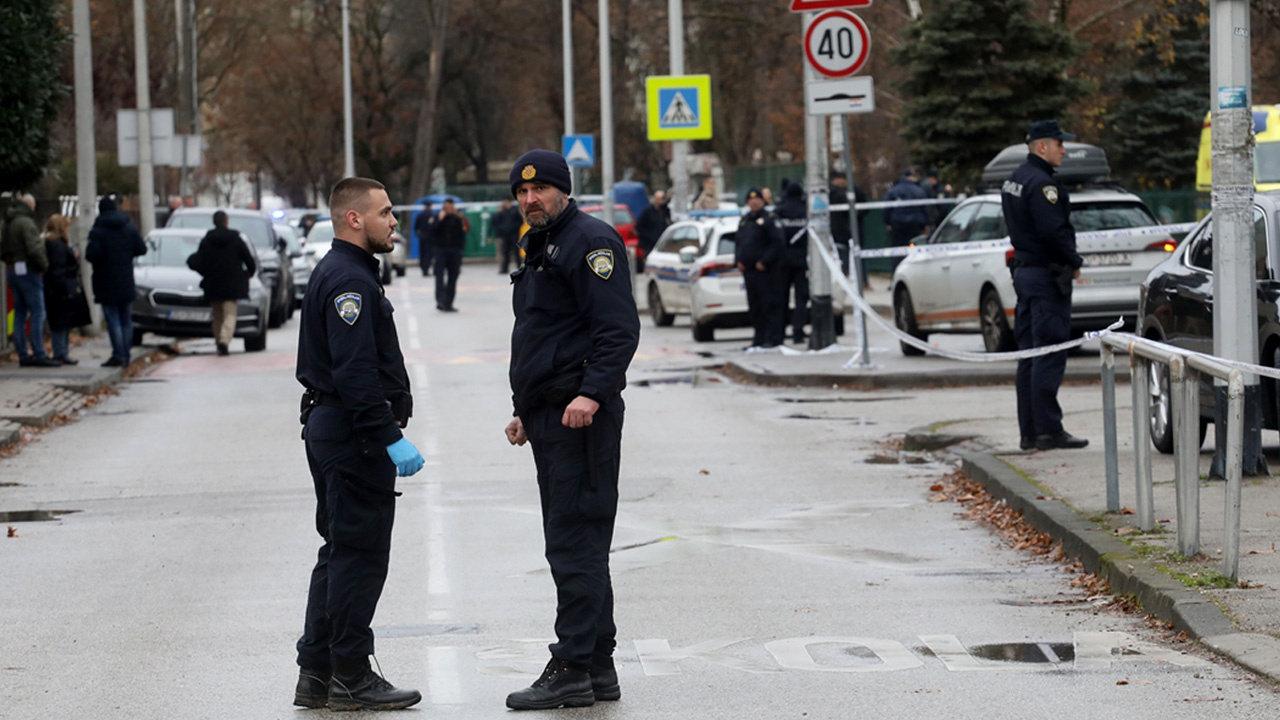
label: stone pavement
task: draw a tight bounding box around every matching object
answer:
[721,286,1280,684]
[0,335,159,453]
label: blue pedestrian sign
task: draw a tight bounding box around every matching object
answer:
[658,88,700,128]
[563,134,595,167]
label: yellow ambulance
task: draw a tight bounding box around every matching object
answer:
[1196,105,1280,192]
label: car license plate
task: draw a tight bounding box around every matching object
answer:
[168,308,211,322]
[1082,252,1131,267]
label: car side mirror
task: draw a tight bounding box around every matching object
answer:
[678,246,697,264]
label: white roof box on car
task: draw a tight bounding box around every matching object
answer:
[981,142,1111,186]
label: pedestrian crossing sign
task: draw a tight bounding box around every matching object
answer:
[646,74,713,141]
[562,134,595,167]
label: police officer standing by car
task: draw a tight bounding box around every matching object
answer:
[735,187,786,349]
[1002,120,1089,451]
[502,149,640,710]
[774,180,810,344]
[293,177,425,711]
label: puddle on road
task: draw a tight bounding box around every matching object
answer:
[783,413,876,424]
[0,509,80,522]
[776,396,913,404]
[635,375,695,387]
[916,642,1076,664]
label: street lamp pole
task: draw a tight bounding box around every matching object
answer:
[563,0,576,192]
[132,0,156,235]
[342,0,355,178]
[668,0,688,217]
[599,0,614,226]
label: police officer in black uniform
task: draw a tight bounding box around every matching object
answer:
[774,180,810,344]
[735,187,785,348]
[293,177,425,711]
[503,149,640,710]
[1001,121,1089,451]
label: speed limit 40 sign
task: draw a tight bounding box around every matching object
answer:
[804,10,870,78]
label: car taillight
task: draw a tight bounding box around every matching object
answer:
[1144,239,1177,253]
[1005,248,1015,265]
[698,263,736,278]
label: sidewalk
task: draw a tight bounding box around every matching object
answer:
[0,335,159,452]
[722,304,1280,683]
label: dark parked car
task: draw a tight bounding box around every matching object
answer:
[132,229,270,351]
[1137,191,1280,452]
[167,207,295,328]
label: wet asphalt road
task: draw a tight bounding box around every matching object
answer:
[2,266,1278,719]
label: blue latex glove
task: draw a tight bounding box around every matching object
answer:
[386,437,425,477]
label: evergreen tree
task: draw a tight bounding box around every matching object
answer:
[893,0,1086,188]
[0,0,68,192]
[1104,0,1209,190]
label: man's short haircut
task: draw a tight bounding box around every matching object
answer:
[329,177,387,225]
[213,210,228,228]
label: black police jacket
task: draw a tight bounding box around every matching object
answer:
[773,193,808,268]
[1001,154,1083,270]
[296,239,410,452]
[510,200,640,416]
[187,227,257,301]
[734,209,783,269]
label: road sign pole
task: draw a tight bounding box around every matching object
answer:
[1210,0,1265,476]
[669,0,689,218]
[132,0,156,235]
[838,115,869,365]
[599,0,614,226]
[804,11,836,350]
[563,0,577,193]
[73,0,102,332]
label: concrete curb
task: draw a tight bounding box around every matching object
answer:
[903,424,1280,682]
[722,359,1121,391]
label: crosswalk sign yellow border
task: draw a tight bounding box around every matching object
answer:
[646,75,713,141]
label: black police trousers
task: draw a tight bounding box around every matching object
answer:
[744,266,785,348]
[780,264,810,340]
[1012,266,1072,439]
[522,395,623,667]
[435,247,463,309]
[296,405,398,670]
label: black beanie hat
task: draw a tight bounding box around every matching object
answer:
[98,195,118,213]
[510,149,572,198]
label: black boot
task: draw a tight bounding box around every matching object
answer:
[506,657,595,710]
[293,667,331,708]
[328,657,422,711]
[590,655,620,702]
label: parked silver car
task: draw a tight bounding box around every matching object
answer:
[131,229,270,351]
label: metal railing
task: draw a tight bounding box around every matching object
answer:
[1100,334,1246,580]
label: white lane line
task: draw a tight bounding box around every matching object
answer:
[426,478,451,617]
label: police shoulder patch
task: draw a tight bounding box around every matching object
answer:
[334,292,362,325]
[1042,185,1060,204]
[586,248,615,280]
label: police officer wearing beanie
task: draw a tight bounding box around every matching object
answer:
[293,177,425,711]
[1002,120,1088,451]
[774,180,810,344]
[503,149,640,710]
[735,187,786,348]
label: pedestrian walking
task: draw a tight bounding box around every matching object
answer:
[830,171,868,285]
[774,180,810,344]
[492,198,523,274]
[1,193,58,367]
[186,210,258,355]
[503,149,640,710]
[433,199,469,311]
[414,201,436,276]
[633,190,671,273]
[882,169,931,271]
[1001,120,1088,451]
[735,187,785,349]
[294,177,424,711]
[692,176,719,211]
[85,195,146,368]
[42,214,89,365]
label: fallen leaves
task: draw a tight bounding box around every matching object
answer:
[7,526,17,538]
[1247,543,1277,555]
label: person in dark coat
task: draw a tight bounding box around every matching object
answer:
[492,198,524,274]
[1,193,58,366]
[187,210,258,355]
[85,195,147,367]
[432,199,470,311]
[42,215,88,365]
[633,190,671,273]
[774,180,809,344]
[830,172,870,288]
[413,201,436,276]
[882,169,931,270]
[735,187,786,348]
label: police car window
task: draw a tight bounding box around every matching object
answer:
[966,201,1007,242]
[930,203,980,244]
[1258,144,1280,184]
[714,232,736,258]
[655,225,700,254]
[1069,202,1157,232]
[1186,223,1213,271]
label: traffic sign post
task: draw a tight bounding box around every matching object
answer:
[563,134,595,167]
[804,10,870,77]
[646,74,713,141]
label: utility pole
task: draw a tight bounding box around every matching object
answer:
[563,0,576,193]
[599,0,614,226]
[803,12,836,349]
[133,0,156,235]
[1210,0,1265,477]
[837,115,869,365]
[342,0,355,178]
[72,0,102,331]
[668,0,689,217]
